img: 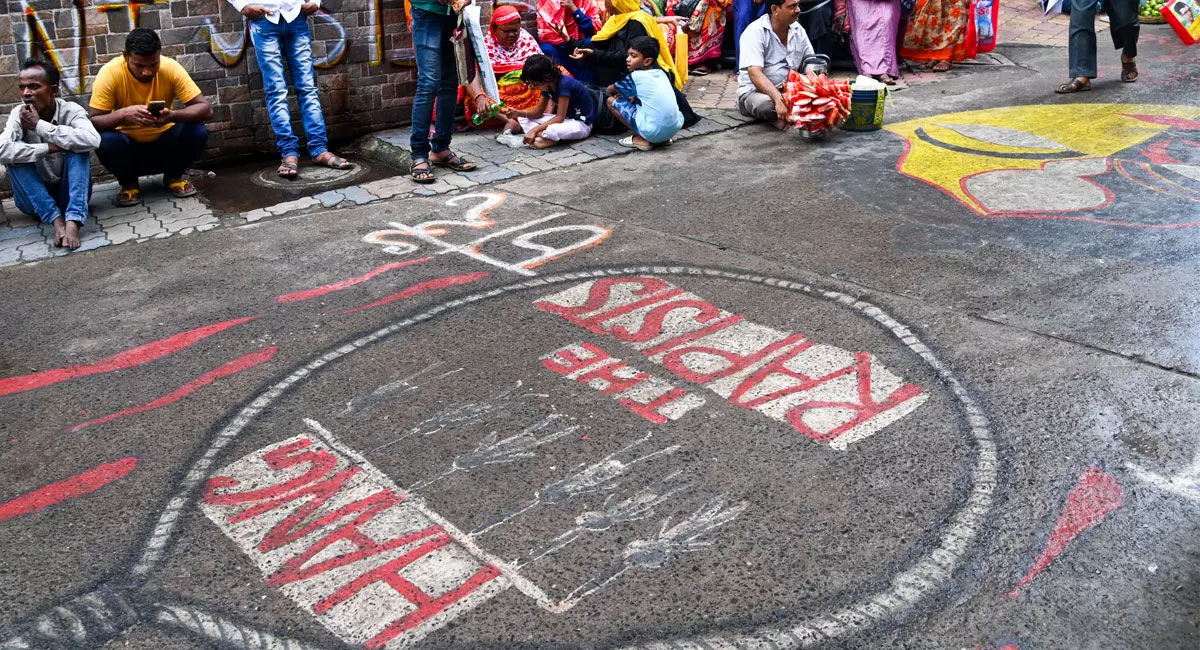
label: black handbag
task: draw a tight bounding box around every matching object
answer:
[672,0,701,19]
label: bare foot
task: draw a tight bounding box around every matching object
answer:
[931,61,951,72]
[774,118,790,131]
[62,220,81,250]
[52,217,66,248]
[531,136,558,149]
[632,134,653,149]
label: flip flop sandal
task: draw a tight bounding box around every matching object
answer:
[278,158,299,179]
[114,187,141,207]
[410,158,436,184]
[168,179,197,198]
[1121,60,1138,83]
[431,151,477,171]
[691,66,710,76]
[1055,79,1091,94]
[314,152,353,169]
[618,136,653,151]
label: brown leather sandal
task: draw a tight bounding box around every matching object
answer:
[1121,58,1138,83]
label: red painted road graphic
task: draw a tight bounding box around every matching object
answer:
[1009,466,1124,596]
[65,346,279,433]
[0,316,259,397]
[341,272,491,314]
[275,257,434,303]
[0,457,139,523]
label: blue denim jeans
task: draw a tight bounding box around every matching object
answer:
[409,7,458,159]
[249,15,328,159]
[8,152,92,225]
[733,0,768,67]
[1068,0,1139,79]
[96,123,209,187]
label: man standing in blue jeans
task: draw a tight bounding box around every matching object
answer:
[408,0,477,184]
[0,60,100,250]
[231,0,352,177]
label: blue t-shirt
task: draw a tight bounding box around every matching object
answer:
[617,68,684,144]
[544,75,598,125]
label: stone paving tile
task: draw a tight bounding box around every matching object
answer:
[441,173,481,189]
[460,167,520,183]
[131,217,167,239]
[104,223,138,245]
[340,186,378,205]
[358,177,411,200]
[265,196,320,215]
[313,189,346,208]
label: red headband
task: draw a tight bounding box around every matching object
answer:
[491,5,521,27]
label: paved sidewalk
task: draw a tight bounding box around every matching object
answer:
[1002,0,1071,46]
[0,108,753,267]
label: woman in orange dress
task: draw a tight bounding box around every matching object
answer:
[900,0,972,71]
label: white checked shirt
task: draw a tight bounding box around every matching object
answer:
[226,0,321,24]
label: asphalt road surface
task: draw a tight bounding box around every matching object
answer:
[2,39,1199,650]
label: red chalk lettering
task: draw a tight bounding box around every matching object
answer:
[269,516,442,586]
[661,333,810,385]
[201,438,339,508]
[639,314,745,357]
[364,564,503,648]
[607,299,727,343]
[541,343,613,376]
[729,345,860,410]
[781,353,927,443]
[534,277,678,329]
[620,388,695,424]
[575,361,652,395]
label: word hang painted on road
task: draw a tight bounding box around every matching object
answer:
[199,433,510,649]
[542,342,707,423]
[362,193,612,276]
[535,277,928,449]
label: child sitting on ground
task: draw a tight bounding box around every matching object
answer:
[605,36,684,151]
[503,55,597,149]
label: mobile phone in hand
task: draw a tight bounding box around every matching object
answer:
[148,100,167,117]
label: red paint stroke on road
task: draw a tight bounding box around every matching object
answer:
[65,346,279,433]
[0,316,259,397]
[341,272,491,315]
[275,257,434,303]
[0,457,138,523]
[1008,466,1124,596]
[1124,114,1200,131]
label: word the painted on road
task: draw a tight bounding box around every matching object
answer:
[362,193,612,276]
[199,433,509,649]
[0,457,138,523]
[541,342,707,424]
[1008,466,1124,596]
[534,277,927,449]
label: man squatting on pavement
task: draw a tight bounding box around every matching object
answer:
[0,60,100,250]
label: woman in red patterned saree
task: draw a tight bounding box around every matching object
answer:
[465,6,546,126]
[899,0,971,71]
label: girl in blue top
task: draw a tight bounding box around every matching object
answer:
[604,36,685,151]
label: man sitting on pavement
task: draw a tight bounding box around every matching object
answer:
[89,28,212,207]
[737,0,815,130]
[0,60,100,250]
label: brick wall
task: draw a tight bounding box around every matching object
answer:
[1,0,513,162]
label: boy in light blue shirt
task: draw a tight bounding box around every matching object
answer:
[604,36,684,151]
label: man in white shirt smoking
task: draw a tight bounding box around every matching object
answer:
[227,0,351,178]
[0,59,100,250]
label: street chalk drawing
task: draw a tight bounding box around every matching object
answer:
[535,276,928,449]
[542,341,708,423]
[362,193,613,275]
[275,257,433,303]
[1008,466,1124,596]
[887,104,1200,228]
[0,457,137,523]
[0,267,999,650]
[0,315,258,397]
[64,346,278,433]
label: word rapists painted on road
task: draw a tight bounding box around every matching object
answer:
[535,276,928,449]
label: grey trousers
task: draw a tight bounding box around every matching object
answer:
[1069,0,1139,79]
[737,90,780,122]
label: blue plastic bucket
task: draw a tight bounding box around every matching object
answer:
[843,88,886,132]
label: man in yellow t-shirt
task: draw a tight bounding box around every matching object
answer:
[89,28,213,207]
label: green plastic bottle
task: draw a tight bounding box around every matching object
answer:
[471,100,507,126]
